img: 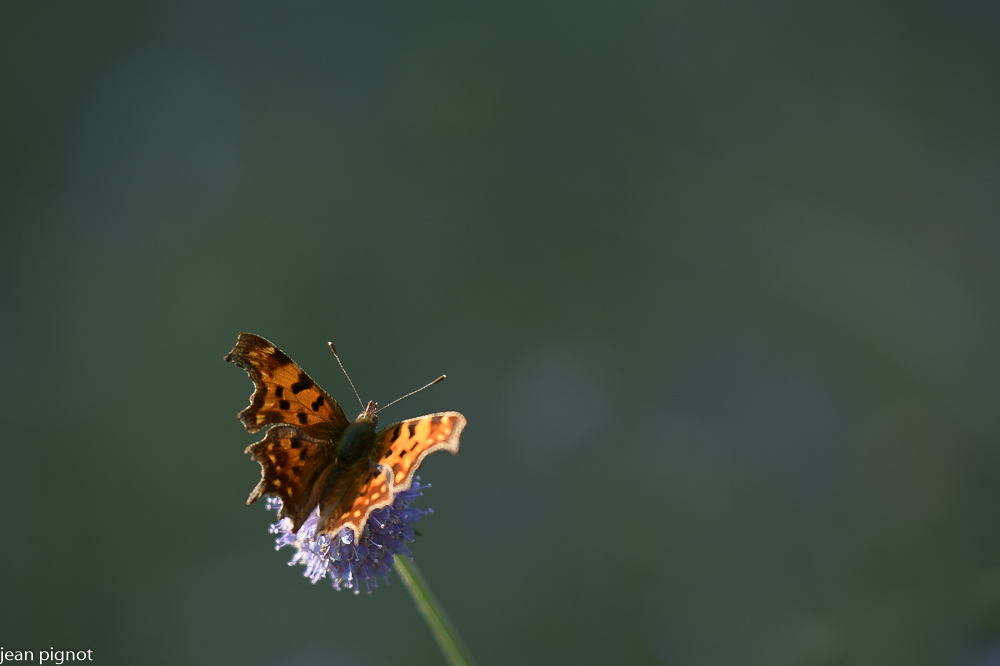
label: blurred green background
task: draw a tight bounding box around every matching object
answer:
[2,3,999,665]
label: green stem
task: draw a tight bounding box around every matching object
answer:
[393,556,477,666]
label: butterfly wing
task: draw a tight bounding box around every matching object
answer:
[245,425,337,533]
[374,412,466,493]
[311,412,466,541]
[225,332,350,439]
[315,464,397,542]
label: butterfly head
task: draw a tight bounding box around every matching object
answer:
[356,399,379,427]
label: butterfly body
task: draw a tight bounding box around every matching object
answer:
[336,418,378,464]
[226,333,466,541]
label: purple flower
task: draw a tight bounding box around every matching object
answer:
[266,477,432,594]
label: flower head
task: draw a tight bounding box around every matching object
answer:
[266,477,432,594]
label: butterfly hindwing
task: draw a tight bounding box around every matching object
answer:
[317,466,397,542]
[225,332,350,439]
[375,412,466,493]
[245,425,336,533]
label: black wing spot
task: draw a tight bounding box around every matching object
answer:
[389,424,402,441]
[311,395,325,411]
[272,349,293,365]
[297,412,309,425]
[290,440,302,449]
[278,399,291,410]
[407,421,418,438]
[291,373,311,394]
[275,386,284,398]
[299,449,309,461]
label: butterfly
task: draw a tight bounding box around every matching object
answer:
[224,332,466,541]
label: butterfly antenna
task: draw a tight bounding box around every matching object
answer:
[328,342,365,409]
[376,375,446,413]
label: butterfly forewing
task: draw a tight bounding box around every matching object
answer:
[375,412,466,493]
[245,425,336,532]
[312,412,466,541]
[225,332,350,439]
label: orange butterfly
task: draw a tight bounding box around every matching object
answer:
[225,333,466,542]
